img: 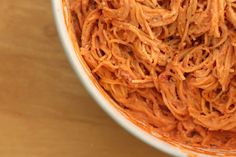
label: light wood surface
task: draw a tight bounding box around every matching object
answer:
[0,1,170,157]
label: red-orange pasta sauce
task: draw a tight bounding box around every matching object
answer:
[63,0,236,156]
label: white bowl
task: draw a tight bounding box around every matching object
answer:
[51,1,220,157]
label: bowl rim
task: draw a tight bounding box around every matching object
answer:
[51,1,210,157]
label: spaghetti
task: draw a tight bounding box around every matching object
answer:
[68,0,236,149]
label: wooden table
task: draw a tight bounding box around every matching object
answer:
[0,1,170,157]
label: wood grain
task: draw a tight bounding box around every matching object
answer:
[0,0,170,157]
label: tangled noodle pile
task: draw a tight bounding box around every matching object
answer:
[69,0,236,149]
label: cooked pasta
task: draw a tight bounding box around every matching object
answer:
[68,0,236,149]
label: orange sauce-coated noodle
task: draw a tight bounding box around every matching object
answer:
[67,0,236,151]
